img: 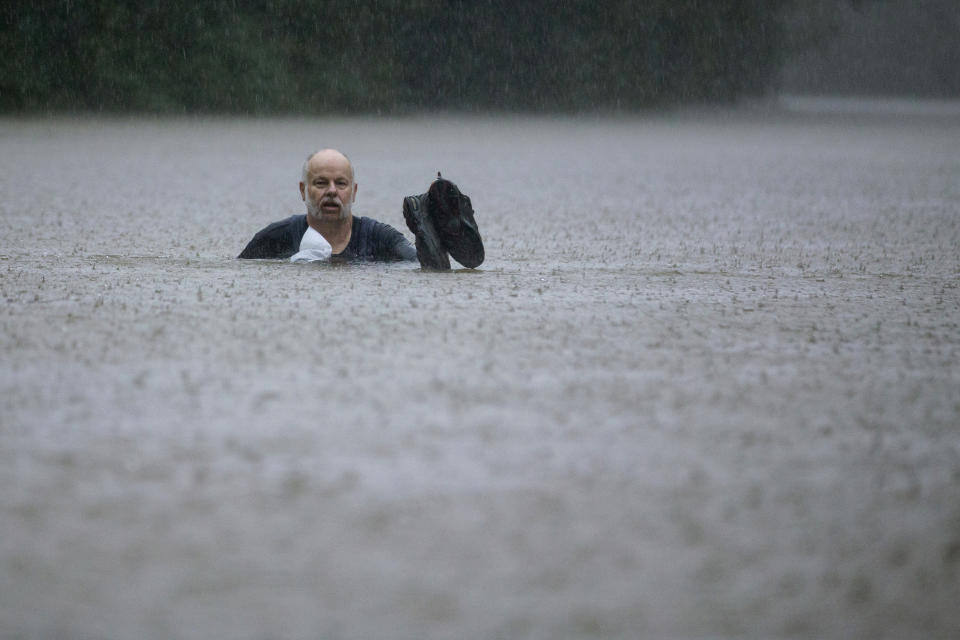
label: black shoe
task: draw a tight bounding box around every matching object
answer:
[427,174,484,268]
[403,192,450,270]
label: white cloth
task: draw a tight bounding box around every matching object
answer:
[289,226,332,263]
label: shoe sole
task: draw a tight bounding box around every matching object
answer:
[428,180,485,269]
[403,194,451,270]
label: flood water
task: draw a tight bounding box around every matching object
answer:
[2,103,959,639]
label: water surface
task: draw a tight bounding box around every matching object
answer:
[2,107,959,638]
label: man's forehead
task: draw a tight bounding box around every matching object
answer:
[307,150,353,179]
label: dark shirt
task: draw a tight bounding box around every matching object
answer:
[238,215,417,261]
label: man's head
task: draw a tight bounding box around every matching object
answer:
[300,149,357,224]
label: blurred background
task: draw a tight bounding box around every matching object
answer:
[2,0,958,115]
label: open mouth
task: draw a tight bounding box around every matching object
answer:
[320,200,341,212]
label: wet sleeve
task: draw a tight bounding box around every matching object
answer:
[237,219,299,259]
[393,234,418,261]
[373,221,418,261]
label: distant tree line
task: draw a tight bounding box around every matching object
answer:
[2,0,791,113]
[778,0,960,97]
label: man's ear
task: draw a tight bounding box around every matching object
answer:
[353,183,359,201]
[299,182,306,201]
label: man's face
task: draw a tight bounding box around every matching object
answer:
[301,150,357,223]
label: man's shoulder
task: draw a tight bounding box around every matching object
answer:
[357,215,400,234]
[238,214,307,259]
[357,215,410,244]
[354,216,417,261]
[257,214,307,235]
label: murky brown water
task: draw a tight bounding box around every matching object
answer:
[2,104,959,639]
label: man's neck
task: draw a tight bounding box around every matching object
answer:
[308,214,353,254]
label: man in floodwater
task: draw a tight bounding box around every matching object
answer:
[238,148,484,269]
[238,148,417,262]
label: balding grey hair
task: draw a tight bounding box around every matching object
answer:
[301,149,356,184]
